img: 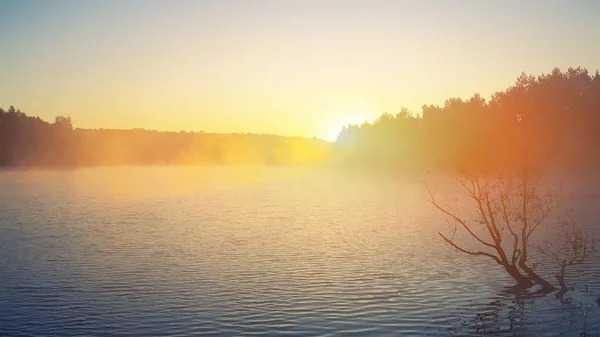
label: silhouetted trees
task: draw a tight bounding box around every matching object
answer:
[0,106,71,166]
[0,106,331,167]
[409,68,600,294]
[426,167,596,294]
[5,66,600,170]
[334,67,600,173]
[333,66,600,294]
[538,209,597,299]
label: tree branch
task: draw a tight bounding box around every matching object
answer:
[439,232,502,265]
[484,191,502,242]
[425,183,496,248]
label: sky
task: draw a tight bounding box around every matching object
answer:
[1,0,599,140]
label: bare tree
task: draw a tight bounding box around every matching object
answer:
[537,209,597,300]
[425,169,562,292]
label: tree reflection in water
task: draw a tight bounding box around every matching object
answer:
[447,286,600,336]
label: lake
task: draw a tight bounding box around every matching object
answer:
[1,167,599,336]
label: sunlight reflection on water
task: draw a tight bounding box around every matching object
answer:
[0,167,598,336]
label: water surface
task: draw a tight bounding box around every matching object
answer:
[1,167,599,336]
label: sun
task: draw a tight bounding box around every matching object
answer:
[319,111,371,142]
[322,126,344,142]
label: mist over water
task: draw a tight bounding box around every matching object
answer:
[0,167,599,336]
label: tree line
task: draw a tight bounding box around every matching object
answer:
[375,67,600,296]
[333,67,600,173]
[0,106,330,167]
[4,66,599,170]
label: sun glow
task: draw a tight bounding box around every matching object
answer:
[322,126,344,142]
[320,109,374,142]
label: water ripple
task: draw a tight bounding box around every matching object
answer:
[0,167,599,336]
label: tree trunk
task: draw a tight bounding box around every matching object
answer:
[554,264,568,300]
[518,260,556,293]
[505,264,534,289]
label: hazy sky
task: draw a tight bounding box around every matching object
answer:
[1,0,599,139]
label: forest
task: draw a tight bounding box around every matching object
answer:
[0,107,330,167]
[333,67,600,174]
[2,66,599,171]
